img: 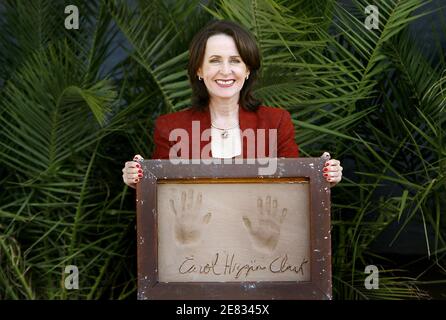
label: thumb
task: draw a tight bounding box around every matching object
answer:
[321,152,331,160]
[242,216,252,231]
[133,154,144,161]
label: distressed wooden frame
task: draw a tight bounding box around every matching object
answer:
[136,158,331,300]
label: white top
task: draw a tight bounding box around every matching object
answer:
[211,127,242,158]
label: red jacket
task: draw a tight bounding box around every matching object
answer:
[151,105,299,159]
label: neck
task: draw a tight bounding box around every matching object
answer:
[209,98,239,127]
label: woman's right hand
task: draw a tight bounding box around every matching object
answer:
[122,154,144,189]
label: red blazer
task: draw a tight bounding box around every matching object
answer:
[151,105,299,159]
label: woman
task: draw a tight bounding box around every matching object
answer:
[122,20,343,187]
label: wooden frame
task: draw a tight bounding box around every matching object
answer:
[136,158,331,300]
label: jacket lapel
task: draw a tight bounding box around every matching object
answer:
[192,108,212,159]
[238,106,258,159]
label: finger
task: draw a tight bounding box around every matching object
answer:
[265,196,271,215]
[129,178,140,184]
[325,171,340,178]
[328,176,342,184]
[123,178,136,189]
[257,198,263,215]
[169,199,177,216]
[123,171,139,182]
[125,161,136,168]
[242,217,252,231]
[325,159,341,167]
[321,152,331,160]
[324,168,342,177]
[124,167,142,176]
[324,169,342,177]
[326,163,343,176]
[203,212,211,224]
[326,175,342,183]
[187,189,193,209]
[125,161,142,170]
[181,191,186,211]
[124,171,143,184]
[323,172,336,181]
[125,172,140,179]
[272,199,278,217]
[323,170,333,180]
[122,165,140,186]
[280,208,287,223]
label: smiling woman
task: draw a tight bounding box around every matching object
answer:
[188,20,261,112]
[121,20,343,188]
[197,34,250,104]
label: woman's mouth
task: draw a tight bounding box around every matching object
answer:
[215,79,236,87]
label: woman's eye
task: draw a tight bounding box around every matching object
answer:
[209,59,240,63]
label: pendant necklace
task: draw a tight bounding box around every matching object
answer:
[211,121,239,139]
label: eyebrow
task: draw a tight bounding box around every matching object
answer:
[208,55,241,58]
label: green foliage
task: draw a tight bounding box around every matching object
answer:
[0,0,445,299]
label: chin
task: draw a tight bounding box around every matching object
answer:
[211,89,242,99]
[216,92,238,98]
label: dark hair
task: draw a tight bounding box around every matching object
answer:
[188,20,261,112]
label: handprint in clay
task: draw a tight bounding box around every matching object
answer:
[242,195,287,252]
[169,189,212,245]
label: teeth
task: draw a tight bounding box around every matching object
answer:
[216,80,235,85]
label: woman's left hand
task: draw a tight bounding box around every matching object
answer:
[322,152,343,187]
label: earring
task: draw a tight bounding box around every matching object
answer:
[198,76,202,81]
[246,74,249,80]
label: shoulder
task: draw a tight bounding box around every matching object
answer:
[256,105,288,113]
[254,105,292,125]
[155,107,195,123]
[154,107,204,131]
[257,105,291,117]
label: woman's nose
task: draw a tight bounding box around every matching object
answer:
[220,62,231,75]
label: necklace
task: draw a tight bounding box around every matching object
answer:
[211,121,239,139]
